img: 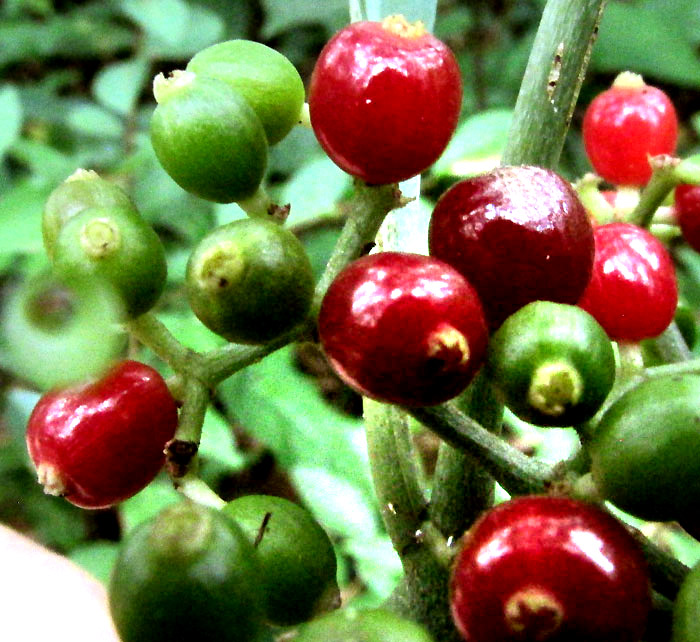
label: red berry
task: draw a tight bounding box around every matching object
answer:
[429,165,594,329]
[309,15,461,185]
[582,72,678,186]
[577,222,677,341]
[26,360,178,509]
[319,252,488,406]
[450,496,651,642]
[675,183,700,252]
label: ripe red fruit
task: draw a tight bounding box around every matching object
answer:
[318,252,488,406]
[675,183,700,252]
[309,15,461,185]
[450,496,651,642]
[26,361,178,509]
[578,222,678,341]
[428,165,594,329]
[582,72,678,186]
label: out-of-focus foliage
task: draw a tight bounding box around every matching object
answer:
[0,0,698,605]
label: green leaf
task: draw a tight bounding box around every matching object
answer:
[119,476,181,534]
[219,346,375,505]
[69,542,120,586]
[199,409,247,472]
[0,85,22,157]
[260,0,348,38]
[592,1,700,87]
[65,102,124,140]
[0,179,52,255]
[276,155,351,226]
[157,311,224,353]
[433,108,512,177]
[291,466,380,539]
[93,58,150,117]
[341,535,403,602]
[126,1,225,59]
[121,0,189,45]
[8,138,76,185]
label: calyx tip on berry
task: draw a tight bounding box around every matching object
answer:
[65,168,100,183]
[527,361,583,418]
[193,241,245,291]
[611,71,646,90]
[153,69,195,104]
[426,324,470,369]
[79,217,121,258]
[504,587,563,639]
[36,462,66,497]
[381,14,426,38]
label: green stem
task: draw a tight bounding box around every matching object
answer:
[364,400,429,555]
[127,313,202,376]
[409,403,552,496]
[174,376,210,444]
[628,156,681,228]
[428,372,504,541]
[310,180,405,319]
[501,0,607,167]
[650,322,693,364]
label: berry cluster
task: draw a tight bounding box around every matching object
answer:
[18,12,700,642]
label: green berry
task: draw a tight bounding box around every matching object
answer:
[294,607,435,642]
[186,218,314,344]
[42,169,137,260]
[109,501,266,642]
[150,71,268,203]
[187,40,305,145]
[485,301,615,427]
[223,494,339,626]
[589,374,700,522]
[51,206,167,318]
[672,560,700,642]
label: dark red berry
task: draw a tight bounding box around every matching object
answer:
[309,15,461,185]
[319,252,488,406]
[578,222,677,341]
[583,72,678,186]
[428,165,594,329]
[26,360,178,509]
[450,496,651,642]
[675,183,700,252]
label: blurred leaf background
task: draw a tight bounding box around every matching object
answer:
[1,0,699,605]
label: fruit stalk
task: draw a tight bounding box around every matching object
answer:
[501,0,606,167]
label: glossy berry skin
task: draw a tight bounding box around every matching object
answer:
[429,166,594,329]
[223,495,339,626]
[589,374,700,523]
[150,71,267,204]
[109,501,265,642]
[583,76,677,186]
[26,361,178,509]
[295,607,434,642]
[309,17,461,185]
[675,183,700,252]
[450,496,651,642]
[672,560,700,642]
[186,218,314,344]
[486,301,615,427]
[319,252,488,406]
[577,222,677,341]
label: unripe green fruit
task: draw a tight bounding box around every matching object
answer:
[672,560,700,642]
[42,169,137,260]
[150,71,268,203]
[589,374,700,522]
[485,301,615,427]
[187,40,305,145]
[186,218,314,344]
[294,607,435,642]
[223,494,339,626]
[52,206,167,318]
[109,501,266,642]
